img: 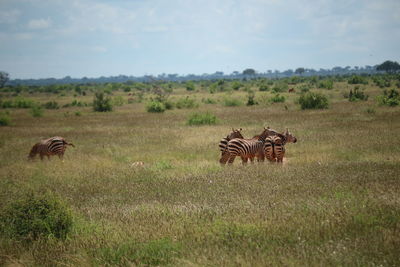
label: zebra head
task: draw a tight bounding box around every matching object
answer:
[283,128,297,143]
[28,143,40,159]
[226,128,243,140]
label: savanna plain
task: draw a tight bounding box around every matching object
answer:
[0,76,400,266]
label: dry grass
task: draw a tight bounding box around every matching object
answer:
[0,82,399,266]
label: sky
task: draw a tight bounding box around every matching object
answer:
[0,0,399,79]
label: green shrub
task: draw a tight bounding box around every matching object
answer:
[43,101,60,109]
[270,94,286,103]
[259,84,269,91]
[0,97,35,109]
[299,92,329,110]
[0,112,11,126]
[93,92,113,112]
[75,111,82,116]
[202,98,217,104]
[0,191,73,241]
[348,75,368,85]
[30,105,43,117]
[348,87,369,102]
[377,89,400,106]
[231,81,242,91]
[175,97,198,109]
[146,101,166,113]
[187,112,217,126]
[299,84,311,93]
[246,91,258,106]
[185,81,195,91]
[271,82,288,93]
[318,79,333,90]
[223,97,242,107]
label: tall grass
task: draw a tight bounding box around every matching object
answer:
[0,78,399,266]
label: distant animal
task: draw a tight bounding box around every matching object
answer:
[264,129,297,163]
[219,128,244,156]
[288,88,295,93]
[220,127,276,165]
[131,161,145,167]
[28,136,75,160]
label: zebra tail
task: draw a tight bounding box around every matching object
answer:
[64,140,75,147]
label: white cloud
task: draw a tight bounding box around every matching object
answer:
[0,9,21,24]
[28,18,52,29]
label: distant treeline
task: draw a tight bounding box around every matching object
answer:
[5,65,383,86]
[4,60,400,86]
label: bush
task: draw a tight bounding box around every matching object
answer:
[318,79,333,90]
[0,112,11,126]
[231,81,242,91]
[377,89,400,106]
[0,97,35,109]
[299,84,311,93]
[259,84,269,91]
[269,94,286,103]
[246,91,257,106]
[175,97,198,109]
[202,98,217,104]
[223,97,242,107]
[0,191,73,240]
[43,101,60,109]
[146,101,166,113]
[271,82,288,93]
[299,92,329,110]
[348,75,368,85]
[187,112,217,126]
[93,92,113,112]
[185,81,195,91]
[348,87,369,102]
[30,105,43,117]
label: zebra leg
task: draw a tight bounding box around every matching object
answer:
[241,156,248,164]
[249,157,255,164]
[219,152,230,165]
[228,155,236,164]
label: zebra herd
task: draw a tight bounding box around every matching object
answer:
[219,127,297,164]
[27,127,296,164]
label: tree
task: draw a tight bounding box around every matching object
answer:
[295,67,305,75]
[93,92,113,112]
[376,60,400,73]
[0,71,10,88]
[242,68,256,75]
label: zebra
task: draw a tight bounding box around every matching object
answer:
[219,128,244,156]
[28,136,75,161]
[220,127,276,165]
[264,129,297,163]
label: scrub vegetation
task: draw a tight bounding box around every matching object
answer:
[0,73,399,266]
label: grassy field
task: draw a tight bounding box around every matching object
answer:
[0,77,400,266]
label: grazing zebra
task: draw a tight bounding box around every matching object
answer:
[28,136,75,160]
[220,127,275,165]
[264,129,297,163]
[219,128,244,156]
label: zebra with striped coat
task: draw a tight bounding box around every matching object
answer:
[264,129,297,163]
[28,136,75,160]
[219,128,244,156]
[220,127,275,165]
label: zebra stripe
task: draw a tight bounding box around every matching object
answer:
[28,136,75,160]
[220,127,274,164]
[219,128,243,155]
[264,129,297,163]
